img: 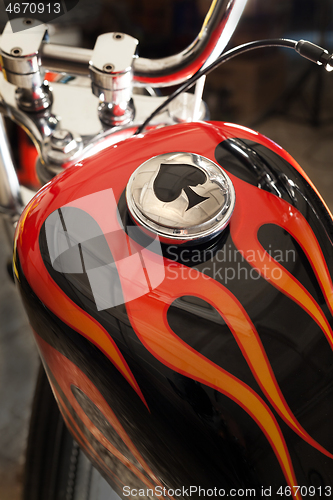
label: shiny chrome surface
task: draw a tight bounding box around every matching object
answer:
[0,19,46,72]
[38,0,247,87]
[15,84,52,112]
[168,91,206,123]
[0,85,58,151]
[41,43,93,77]
[90,33,138,75]
[90,33,138,125]
[0,72,172,145]
[133,0,248,86]
[42,129,83,165]
[192,75,207,121]
[0,115,23,219]
[0,19,53,113]
[0,0,245,208]
[126,152,235,241]
[0,19,47,88]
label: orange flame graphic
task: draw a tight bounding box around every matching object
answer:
[15,216,147,409]
[35,279,147,407]
[229,178,333,348]
[119,258,333,499]
[63,185,333,494]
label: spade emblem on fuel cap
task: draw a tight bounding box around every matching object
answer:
[126,152,235,241]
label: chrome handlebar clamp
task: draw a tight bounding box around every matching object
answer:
[89,33,138,127]
[37,128,84,185]
[0,19,52,112]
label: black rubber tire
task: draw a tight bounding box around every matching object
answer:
[23,364,120,500]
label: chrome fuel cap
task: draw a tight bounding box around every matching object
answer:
[126,152,235,242]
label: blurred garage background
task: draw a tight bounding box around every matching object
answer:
[0,0,333,499]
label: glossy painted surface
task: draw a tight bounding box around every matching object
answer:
[14,122,333,498]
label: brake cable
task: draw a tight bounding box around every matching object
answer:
[135,38,333,135]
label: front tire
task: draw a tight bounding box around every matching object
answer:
[23,364,120,500]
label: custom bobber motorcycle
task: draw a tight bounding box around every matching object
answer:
[1,0,333,498]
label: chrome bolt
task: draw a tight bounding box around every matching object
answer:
[47,149,69,164]
[45,129,83,165]
[103,63,114,73]
[10,47,22,56]
[51,129,73,144]
[50,129,78,154]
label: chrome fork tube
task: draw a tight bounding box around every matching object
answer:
[0,114,23,221]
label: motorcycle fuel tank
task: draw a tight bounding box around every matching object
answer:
[14,121,333,499]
